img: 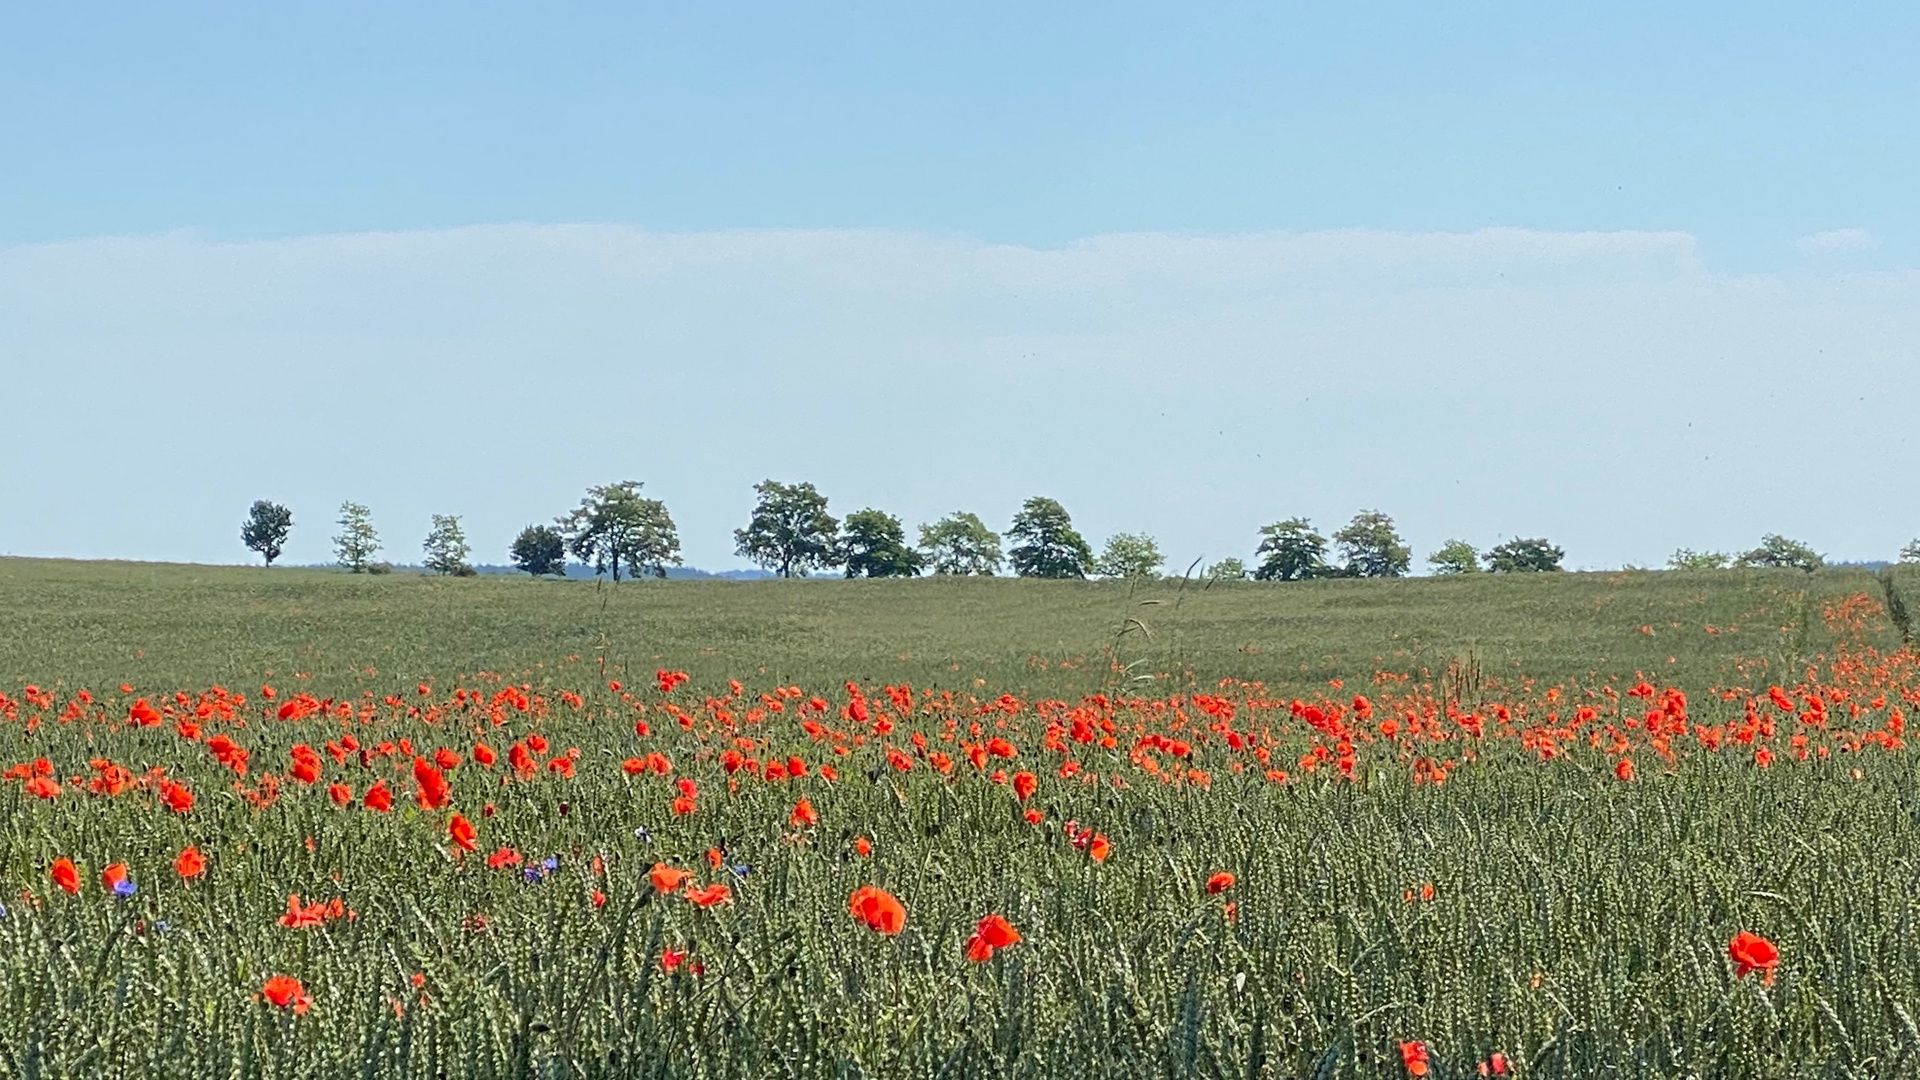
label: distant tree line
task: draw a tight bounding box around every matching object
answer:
[237,489,1918,581]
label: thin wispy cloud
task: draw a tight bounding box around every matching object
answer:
[1,225,1915,571]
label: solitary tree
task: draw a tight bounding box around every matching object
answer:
[241,500,293,567]
[1426,540,1480,575]
[1205,557,1248,581]
[1484,538,1564,573]
[1008,497,1093,579]
[1903,538,1920,564]
[1735,535,1823,573]
[918,512,1004,575]
[422,514,475,576]
[510,525,568,577]
[333,502,380,573]
[559,481,682,581]
[1333,510,1411,578]
[840,509,925,578]
[1668,548,1732,571]
[1253,518,1329,581]
[734,480,840,578]
[1094,533,1164,580]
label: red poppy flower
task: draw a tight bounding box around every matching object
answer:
[261,974,312,1014]
[328,783,353,807]
[363,781,394,813]
[1012,771,1037,801]
[966,913,1021,961]
[50,858,80,895]
[413,758,451,811]
[24,776,60,800]
[174,847,206,879]
[649,863,693,894]
[1206,872,1235,894]
[1615,758,1635,782]
[159,780,194,814]
[1728,931,1779,984]
[448,813,477,852]
[1399,1040,1430,1077]
[487,847,523,870]
[789,798,818,828]
[849,886,907,935]
[853,837,872,857]
[1088,835,1111,863]
[686,883,733,908]
[101,863,129,892]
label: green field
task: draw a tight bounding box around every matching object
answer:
[1,556,1901,696]
[3,557,1918,1078]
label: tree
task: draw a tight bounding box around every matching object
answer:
[241,500,293,567]
[1253,518,1329,581]
[1484,538,1564,573]
[333,502,380,573]
[559,481,682,581]
[1205,557,1248,581]
[918,512,1004,575]
[510,525,568,577]
[840,509,925,578]
[1094,533,1164,579]
[1668,548,1732,571]
[1007,497,1094,579]
[422,514,474,576]
[1735,534,1823,573]
[1426,540,1480,575]
[1333,510,1411,578]
[1902,538,1920,564]
[734,480,840,578]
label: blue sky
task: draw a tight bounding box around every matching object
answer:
[2,3,1917,569]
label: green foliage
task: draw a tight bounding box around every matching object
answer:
[1093,532,1164,580]
[1736,534,1824,573]
[1903,538,1920,564]
[559,481,682,582]
[421,514,474,576]
[1332,510,1411,578]
[839,509,924,578]
[240,501,293,567]
[1426,540,1480,576]
[1007,497,1093,579]
[1253,518,1329,581]
[331,501,380,573]
[1669,548,1732,571]
[1204,557,1247,581]
[1,551,1917,1080]
[508,525,567,578]
[734,480,841,578]
[1484,538,1564,573]
[918,512,1004,576]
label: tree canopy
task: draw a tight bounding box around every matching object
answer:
[1094,533,1164,580]
[558,481,682,581]
[1484,538,1565,573]
[1735,535,1823,573]
[509,525,568,577]
[1007,497,1093,579]
[422,514,475,576]
[840,509,924,578]
[1426,540,1480,575]
[1333,510,1411,578]
[1253,518,1329,581]
[332,502,379,573]
[241,500,293,567]
[918,512,1004,576]
[734,480,840,578]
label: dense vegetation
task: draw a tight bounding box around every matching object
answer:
[2,558,1917,1077]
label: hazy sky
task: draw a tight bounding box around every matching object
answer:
[2,3,1916,569]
